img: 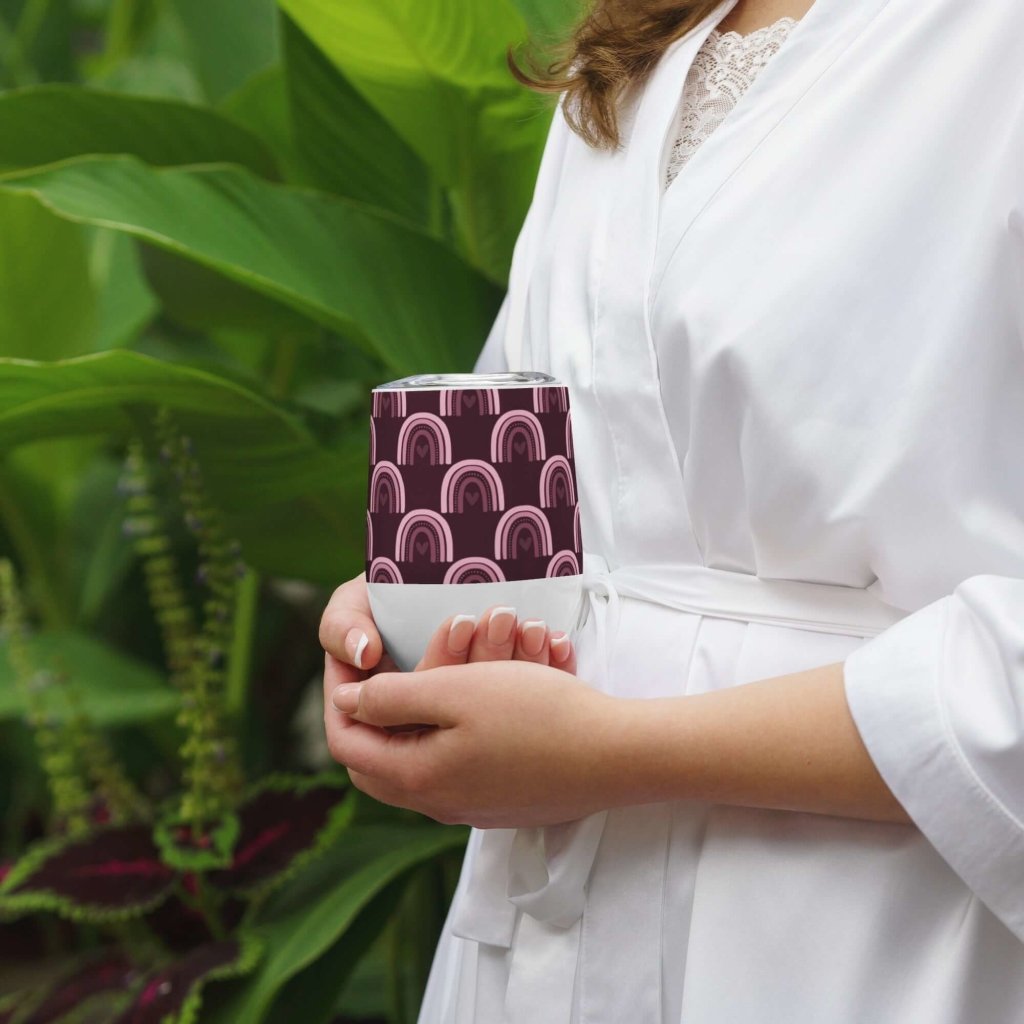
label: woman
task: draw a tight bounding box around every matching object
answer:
[319,0,1024,1020]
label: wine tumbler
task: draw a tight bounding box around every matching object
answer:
[364,371,587,671]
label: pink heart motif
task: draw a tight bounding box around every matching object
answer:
[465,392,477,408]
[416,441,428,458]
[415,539,428,555]
[465,490,480,507]
[518,535,531,551]
[556,480,566,500]
[513,439,526,455]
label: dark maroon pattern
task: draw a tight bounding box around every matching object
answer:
[20,953,138,1024]
[205,783,345,893]
[10,826,176,912]
[366,384,584,584]
[111,941,240,1024]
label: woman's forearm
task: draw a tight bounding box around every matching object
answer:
[620,661,914,825]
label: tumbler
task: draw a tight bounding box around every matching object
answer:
[364,371,587,671]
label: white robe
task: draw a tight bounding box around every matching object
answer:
[418,0,1024,1020]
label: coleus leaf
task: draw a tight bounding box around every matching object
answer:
[16,951,140,1024]
[0,825,176,922]
[110,935,261,1024]
[152,812,241,873]
[206,774,352,898]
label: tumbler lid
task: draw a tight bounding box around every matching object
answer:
[373,371,559,391]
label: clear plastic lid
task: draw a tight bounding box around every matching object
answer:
[373,371,560,391]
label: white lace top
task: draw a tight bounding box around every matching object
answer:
[665,16,799,190]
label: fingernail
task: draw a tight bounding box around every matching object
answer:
[521,619,546,656]
[332,683,362,713]
[550,632,571,663]
[448,613,478,654]
[346,628,369,670]
[487,606,516,645]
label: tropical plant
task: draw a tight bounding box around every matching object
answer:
[0,0,581,1020]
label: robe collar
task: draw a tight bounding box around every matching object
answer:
[650,0,896,296]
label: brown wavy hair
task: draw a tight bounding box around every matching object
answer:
[508,0,724,151]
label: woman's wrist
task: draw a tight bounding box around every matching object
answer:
[593,664,913,825]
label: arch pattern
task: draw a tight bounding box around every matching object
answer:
[440,387,500,416]
[369,461,406,513]
[368,556,403,583]
[444,557,507,584]
[494,505,554,560]
[546,550,581,577]
[396,509,454,564]
[441,459,506,513]
[539,455,576,508]
[373,390,406,417]
[397,412,453,466]
[533,386,568,414]
[491,410,546,463]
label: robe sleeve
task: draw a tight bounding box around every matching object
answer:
[472,291,510,374]
[841,205,1024,945]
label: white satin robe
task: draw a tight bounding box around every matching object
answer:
[418,0,1024,1020]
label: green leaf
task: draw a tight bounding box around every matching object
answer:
[220,65,304,184]
[0,192,96,360]
[0,155,501,373]
[263,883,403,1024]
[212,824,468,1023]
[278,0,552,282]
[0,349,366,586]
[0,629,178,725]
[281,14,431,227]
[509,0,584,40]
[171,0,280,103]
[0,85,279,178]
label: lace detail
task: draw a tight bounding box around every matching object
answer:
[665,16,799,189]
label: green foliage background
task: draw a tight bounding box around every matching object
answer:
[0,0,581,1019]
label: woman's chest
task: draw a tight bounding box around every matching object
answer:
[516,1,1024,570]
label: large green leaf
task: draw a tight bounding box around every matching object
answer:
[0,192,96,360]
[510,0,584,41]
[171,0,280,103]
[281,14,431,228]
[0,85,279,178]
[0,155,501,374]
[210,824,468,1024]
[278,0,551,283]
[0,628,178,724]
[0,350,367,586]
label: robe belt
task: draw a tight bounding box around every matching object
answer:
[449,551,911,956]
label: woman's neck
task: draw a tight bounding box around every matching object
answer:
[715,0,817,36]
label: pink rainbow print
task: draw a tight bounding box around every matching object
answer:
[441,459,506,513]
[396,509,454,563]
[397,412,453,466]
[440,388,500,416]
[369,461,406,513]
[546,550,581,577]
[491,410,546,463]
[444,556,508,584]
[494,505,553,559]
[368,556,403,583]
[539,455,576,508]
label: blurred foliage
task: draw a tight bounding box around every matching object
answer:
[0,0,582,1020]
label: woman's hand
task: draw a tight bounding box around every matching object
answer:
[325,659,627,828]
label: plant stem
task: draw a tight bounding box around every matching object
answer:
[226,567,259,720]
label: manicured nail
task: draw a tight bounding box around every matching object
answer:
[448,613,478,654]
[346,628,369,669]
[332,683,362,713]
[550,632,571,663]
[521,619,546,656]
[487,606,516,645]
